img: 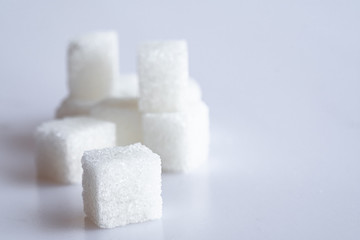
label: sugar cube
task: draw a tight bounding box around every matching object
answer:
[68,31,120,101]
[179,77,202,111]
[55,97,98,118]
[35,117,116,184]
[142,101,210,172]
[82,143,162,228]
[113,73,139,98]
[138,40,189,113]
[90,98,142,146]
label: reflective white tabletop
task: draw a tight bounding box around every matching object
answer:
[0,1,359,239]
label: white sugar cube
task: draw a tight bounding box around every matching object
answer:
[179,77,202,111]
[90,98,141,146]
[35,117,116,184]
[55,97,98,118]
[113,74,139,98]
[138,40,189,113]
[68,31,120,101]
[82,143,162,228]
[142,101,210,172]
[188,78,202,98]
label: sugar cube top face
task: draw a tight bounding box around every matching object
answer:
[68,31,120,101]
[142,101,210,172]
[35,117,116,184]
[90,98,142,146]
[138,40,189,113]
[82,143,162,228]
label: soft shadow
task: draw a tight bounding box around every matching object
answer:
[84,216,101,230]
[83,217,164,239]
[0,118,46,186]
[38,207,85,231]
[36,182,85,231]
[161,164,211,239]
[0,119,44,151]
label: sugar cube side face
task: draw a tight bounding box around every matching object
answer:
[177,77,202,111]
[113,73,139,98]
[90,98,142,146]
[82,143,162,228]
[55,97,98,118]
[35,117,116,184]
[188,78,202,100]
[142,101,210,172]
[68,31,120,101]
[138,40,189,113]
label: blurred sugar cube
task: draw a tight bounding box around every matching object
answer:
[35,117,116,184]
[142,101,210,172]
[67,31,120,101]
[138,40,189,113]
[90,98,141,146]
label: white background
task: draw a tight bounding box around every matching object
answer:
[0,0,359,239]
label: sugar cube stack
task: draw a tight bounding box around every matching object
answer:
[138,40,210,172]
[35,117,116,184]
[90,98,142,146]
[82,143,162,228]
[37,33,210,229]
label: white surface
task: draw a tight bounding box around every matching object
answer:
[0,0,359,239]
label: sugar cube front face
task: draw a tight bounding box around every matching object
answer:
[90,98,142,146]
[55,97,98,118]
[35,117,116,184]
[68,31,120,101]
[138,40,189,113]
[82,143,162,228]
[142,101,210,172]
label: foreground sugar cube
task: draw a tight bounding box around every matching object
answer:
[90,98,142,146]
[142,101,210,172]
[55,97,98,118]
[68,31,120,101]
[35,117,116,184]
[138,40,189,113]
[82,143,162,228]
